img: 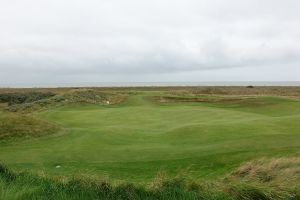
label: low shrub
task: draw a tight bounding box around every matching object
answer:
[0,92,55,105]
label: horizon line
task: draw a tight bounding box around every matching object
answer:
[1,81,300,88]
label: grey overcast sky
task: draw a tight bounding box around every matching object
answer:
[0,0,300,86]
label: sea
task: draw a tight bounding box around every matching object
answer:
[2,82,300,88]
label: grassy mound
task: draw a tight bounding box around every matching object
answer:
[0,112,60,141]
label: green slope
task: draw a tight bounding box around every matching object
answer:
[0,93,300,183]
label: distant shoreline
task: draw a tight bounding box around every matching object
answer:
[1,81,300,88]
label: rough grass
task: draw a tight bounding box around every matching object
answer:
[166,86,300,97]
[1,86,300,97]
[228,155,300,188]
[222,155,300,200]
[0,112,60,141]
[2,89,127,112]
[0,164,232,200]
[149,95,259,104]
[0,161,299,200]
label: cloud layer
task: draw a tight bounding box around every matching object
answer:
[1,0,300,86]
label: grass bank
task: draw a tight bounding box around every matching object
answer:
[1,160,299,200]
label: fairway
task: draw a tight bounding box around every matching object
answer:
[1,92,300,183]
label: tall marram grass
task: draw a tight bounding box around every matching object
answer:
[0,164,232,200]
[1,163,300,200]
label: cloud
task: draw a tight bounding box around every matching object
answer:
[0,0,300,86]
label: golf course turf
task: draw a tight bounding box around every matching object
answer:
[1,90,300,184]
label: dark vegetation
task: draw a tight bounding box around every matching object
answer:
[0,89,126,112]
[0,92,55,105]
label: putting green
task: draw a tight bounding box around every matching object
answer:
[1,93,300,183]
